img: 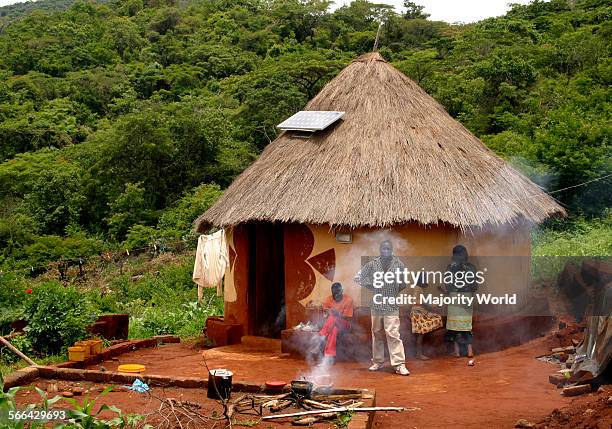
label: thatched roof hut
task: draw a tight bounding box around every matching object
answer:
[196,52,563,232]
[195,52,564,345]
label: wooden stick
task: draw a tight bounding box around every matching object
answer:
[311,393,363,401]
[262,406,405,420]
[0,335,36,366]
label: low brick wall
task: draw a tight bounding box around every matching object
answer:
[56,336,178,369]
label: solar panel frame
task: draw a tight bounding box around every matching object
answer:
[277,111,345,132]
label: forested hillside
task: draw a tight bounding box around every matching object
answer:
[0,0,609,271]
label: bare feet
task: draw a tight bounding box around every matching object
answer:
[453,342,460,358]
[467,345,474,358]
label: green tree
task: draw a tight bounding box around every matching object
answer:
[403,1,429,20]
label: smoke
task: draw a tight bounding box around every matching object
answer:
[331,227,415,304]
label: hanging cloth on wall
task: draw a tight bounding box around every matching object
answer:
[192,229,228,302]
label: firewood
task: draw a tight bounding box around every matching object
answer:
[262,406,405,420]
[270,400,294,413]
[311,393,363,401]
[303,399,336,410]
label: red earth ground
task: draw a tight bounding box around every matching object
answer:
[14,331,609,428]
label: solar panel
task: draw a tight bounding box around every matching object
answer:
[277,111,345,132]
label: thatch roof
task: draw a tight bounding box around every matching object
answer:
[196,52,564,231]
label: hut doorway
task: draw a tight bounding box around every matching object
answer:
[247,223,286,338]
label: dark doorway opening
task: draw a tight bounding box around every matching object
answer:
[247,223,285,338]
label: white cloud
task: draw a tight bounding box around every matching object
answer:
[335,0,534,23]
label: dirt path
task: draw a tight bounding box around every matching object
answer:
[69,334,581,429]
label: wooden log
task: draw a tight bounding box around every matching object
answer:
[303,399,337,410]
[303,399,364,410]
[293,412,337,425]
[262,406,405,420]
[311,393,363,401]
[269,400,294,413]
[0,335,36,366]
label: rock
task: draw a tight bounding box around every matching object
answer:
[72,387,85,396]
[607,396,612,405]
[46,383,58,393]
[61,391,74,398]
[597,386,605,393]
[549,374,566,387]
[515,418,535,428]
[562,384,591,397]
[583,408,594,415]
[99,366,107,372]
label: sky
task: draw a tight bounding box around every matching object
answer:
[340,0,534,23]
[0,0,535,24]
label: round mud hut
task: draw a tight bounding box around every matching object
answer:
[195,52,564,354]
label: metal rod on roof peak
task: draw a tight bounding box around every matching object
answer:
[373,21,383,52]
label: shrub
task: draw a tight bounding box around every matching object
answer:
[0,274,30,335]
[23,282,95,355]
[0,334,32,364]
[129,300,221,338]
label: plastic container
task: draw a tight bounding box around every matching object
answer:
[265,380,287,394]
[68,346,87,362]
[75,340,92,358]
[118,364,146,374]
[90,339,103,355]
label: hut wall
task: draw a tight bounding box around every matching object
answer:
[222,222,531,334]
[284,223,531,329]
[222,226,251,332]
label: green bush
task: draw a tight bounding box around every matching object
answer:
[23,282,95,355]
[533,216,612,256]
[0,334,32,364]
[129,300,221,338]
[0,274,30,335]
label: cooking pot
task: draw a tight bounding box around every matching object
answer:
[290,380,313,398]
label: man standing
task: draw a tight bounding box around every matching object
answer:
[355,240,410,376]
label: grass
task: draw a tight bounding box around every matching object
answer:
[531,215,611,281]
[532,215,612,257]
[0,354,64,378]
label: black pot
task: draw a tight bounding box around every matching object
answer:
[207,369,233,400]
[290,380,313,398]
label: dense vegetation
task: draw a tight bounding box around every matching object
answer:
[0,0,609,271]
[0,0,609,367]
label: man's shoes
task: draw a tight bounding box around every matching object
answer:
[368,362,384,371]
[395,364,410,376]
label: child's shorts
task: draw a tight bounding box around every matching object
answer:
[445,330,473,345]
